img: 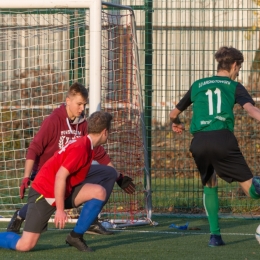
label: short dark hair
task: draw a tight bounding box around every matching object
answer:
[67,82,88,101]
[214,46,244,72]
[87,111,113,134]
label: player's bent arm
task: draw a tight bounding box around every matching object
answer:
[54,166,69,229]
[19,159,35,199]
[23,159,35,178]
[169,107,182,124]
[243,102,260,121]
[169,107,185,133]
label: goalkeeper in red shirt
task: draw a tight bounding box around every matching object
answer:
[0,111,115,252]
[7,82,135,235]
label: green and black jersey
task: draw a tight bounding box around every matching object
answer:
[176,76,255,134]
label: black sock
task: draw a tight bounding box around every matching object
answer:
[70,230,82,238]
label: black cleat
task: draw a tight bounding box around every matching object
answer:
[65,233,93,252]
[86,219,114,235]
[7,210,24,233]
[208,234,225,247]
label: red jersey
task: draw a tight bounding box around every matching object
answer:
[32,135,94,205]
[26,104,110,172]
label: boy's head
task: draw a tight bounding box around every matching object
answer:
[87,111,113,134]
[87,111,113,146]
[67,82,88,101]
[66,82,88,120]
[214,46,244,72]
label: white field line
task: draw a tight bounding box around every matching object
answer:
[0,226,255,237]
[108,230,255,236]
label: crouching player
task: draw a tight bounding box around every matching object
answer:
[0,111,112,252]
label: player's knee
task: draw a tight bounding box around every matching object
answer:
[95,185,106,201]
[103,165,117,181]
[100,186,106,200]
[16,240,37,252]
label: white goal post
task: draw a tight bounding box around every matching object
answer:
[0,1,152,227]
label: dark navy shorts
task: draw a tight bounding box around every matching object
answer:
[23,186,84,233]
[23,164,117,233]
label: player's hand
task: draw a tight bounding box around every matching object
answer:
[116,174,135,194]
[171,123,185,134]
[54,209,68,229]
[19,177,31,199]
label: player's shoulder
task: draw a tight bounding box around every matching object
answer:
[42,105,67,127]
[68,136,92,156]
[73,135,90,147]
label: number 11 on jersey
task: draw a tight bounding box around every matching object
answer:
[205,88,221,115]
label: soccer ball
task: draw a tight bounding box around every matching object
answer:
[255,225,260,244]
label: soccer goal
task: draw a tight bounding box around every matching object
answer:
[0,1,152,227]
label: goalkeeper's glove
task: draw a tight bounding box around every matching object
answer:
[19,177,31,199]
[116,174,135,194]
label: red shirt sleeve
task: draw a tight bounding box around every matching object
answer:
[93,145,111,165]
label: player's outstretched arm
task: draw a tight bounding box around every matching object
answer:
[243,102,260,121]
[107,162,136,194]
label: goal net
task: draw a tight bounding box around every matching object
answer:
[0,3,151,226]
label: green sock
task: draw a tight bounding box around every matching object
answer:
[249,183,260,199]
[203,186,220,235]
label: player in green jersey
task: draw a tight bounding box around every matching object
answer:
[169,46,260,247]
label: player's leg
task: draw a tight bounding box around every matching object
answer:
[203,173,225,247]
[81,164,117,235]
[14,232,40,251]
[203,172,222,235]
[7,171,38,233]
[208,130,253,246]
[0,187,55,251]
[86,164,117,203]
[0,231,40,252]
[6,204,28,233]
[190,130,228,247]
[240,177,260,199]
[65,183,106,252]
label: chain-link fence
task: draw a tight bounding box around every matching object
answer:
[123,0,260,217]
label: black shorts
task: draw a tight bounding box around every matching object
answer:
[189,129,253,186]
[23,184,85,234]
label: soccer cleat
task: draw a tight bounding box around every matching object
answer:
[208,234,225,247]
[86,219,114,235]
[6,210,24,233]
[65,233,93,252]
